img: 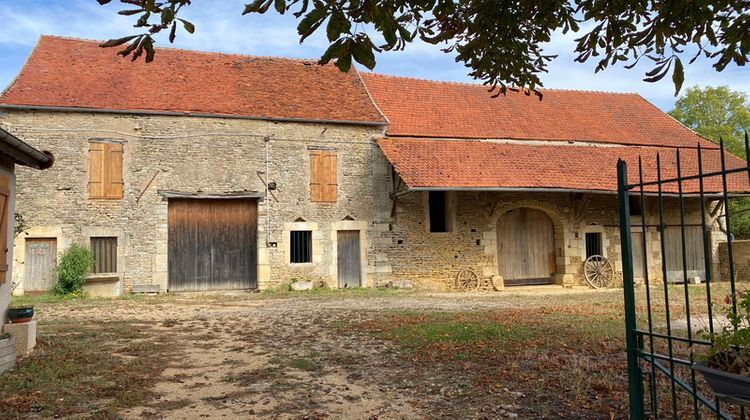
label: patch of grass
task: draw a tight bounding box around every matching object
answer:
[10,293,84,306]
[357,307,631,418]
[0,320,175,418]
[388,317,533,346]
[289,357,320,372]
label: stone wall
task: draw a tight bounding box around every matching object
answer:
[378,190,723,290]
[718,240,750,283]
[1,109,390,293]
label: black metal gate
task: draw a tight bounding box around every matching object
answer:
[619,138,749,419]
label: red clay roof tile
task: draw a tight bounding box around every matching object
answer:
[0,36,386,124]
[378,138,749,193]
[361,73,716,148]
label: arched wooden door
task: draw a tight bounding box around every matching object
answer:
[497,208,556,286]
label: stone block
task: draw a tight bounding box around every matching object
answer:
[83,275,121,298]
[375,265,392,273]
[4,321,36,356]
[132,284,160,294]
[491,275,505,291]
[291,281,313,291]
[0,336,16,373]
[386,279,413,289]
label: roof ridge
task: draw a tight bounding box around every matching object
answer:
[361,71,641,96]
[4,35,386,124]
[38,35,322,64]
[383,135,719,150]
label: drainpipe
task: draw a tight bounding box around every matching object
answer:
[264,136,271,247]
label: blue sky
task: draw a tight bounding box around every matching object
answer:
[1,0,748,111]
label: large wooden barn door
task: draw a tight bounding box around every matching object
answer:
[337,230,361,288]
[168,199,257,292]
[24,238,57,292]
[497,208,556,286]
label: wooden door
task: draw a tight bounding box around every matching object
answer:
[664,226,706,282]
[337,230,361,288]
[497,208,556,286]
[24,238,57,292]
[168,199,257,292]
[632,231,647,281]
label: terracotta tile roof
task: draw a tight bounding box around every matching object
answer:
[0,36,386,124]
[361,73,716,148]
[378,138,750,194]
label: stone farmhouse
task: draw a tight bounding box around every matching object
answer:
[0,36,746,296]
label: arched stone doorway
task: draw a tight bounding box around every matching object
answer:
[496,207,556,286]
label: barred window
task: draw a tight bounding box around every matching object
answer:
[290,231,312,263]
[91,237,118,274]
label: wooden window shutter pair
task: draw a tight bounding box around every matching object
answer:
[89,142,124,199]
[310,151,337,202]
[0,174,9,284]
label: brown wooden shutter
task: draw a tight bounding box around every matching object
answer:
[322,152,337,202]
[88,142,104,198]
[105,143,124,199]
[310,151,337,202]
[0,174,9,284]
[89,142,123,199]
[310,151,323,202]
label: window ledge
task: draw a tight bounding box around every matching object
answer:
[85,274,120,284]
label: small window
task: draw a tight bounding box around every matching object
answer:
[91,237,118,274]
[290,231,312,263]
[585,232,603,258]
[429,191,454,232]
[629,195,643,216]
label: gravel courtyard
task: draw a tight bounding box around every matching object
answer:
[2,287,644,418]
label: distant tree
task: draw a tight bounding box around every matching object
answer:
[670,86,750,157]
[96,0,750,96]
[670,86,750,238]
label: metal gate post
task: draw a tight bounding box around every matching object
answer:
[617,159,645,419]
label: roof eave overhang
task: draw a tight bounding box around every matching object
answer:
[0,104,388,127]
[0,127,54,169]
[397,185,743,198]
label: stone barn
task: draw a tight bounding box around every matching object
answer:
[0,35,746,295]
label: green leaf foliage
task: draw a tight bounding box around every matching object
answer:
[99,1,750,95]
[52,244,93,297]
[670,86,750,238]
[699,291,750,376]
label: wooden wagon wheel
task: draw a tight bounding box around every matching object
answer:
[583,255,615,289]
[456,269,480,292]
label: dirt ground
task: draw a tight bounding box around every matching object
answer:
[5,286,641,418]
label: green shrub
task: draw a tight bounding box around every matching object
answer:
[52,244,93,296]
[699,291,750,376]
